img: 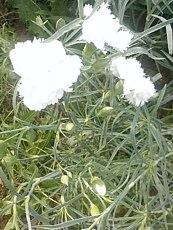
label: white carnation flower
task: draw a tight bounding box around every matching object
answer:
[123,77,156,106]
[81,3,133,52]
[108,30,134,53]
[110,56,144,80]
[83,4,93,17]
[9,38,82,111]
[110,56,156,106]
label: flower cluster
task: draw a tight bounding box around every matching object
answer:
[110,57,156,106]
[9,2,156,111]
[80,3,133,52]
[10,39,82,111]
[82,3,155,106]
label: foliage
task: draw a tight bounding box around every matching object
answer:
[0,0,173,229]
[0,24,16,122]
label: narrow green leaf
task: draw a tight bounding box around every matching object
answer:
[78,0,84,19]
[152,14,173,55]
[44,18,82,42]
[125,47,164,60]
[118,0,132,23]
[34,216,97,229]
[151,84,166,116]
[0,167,23,198]
[131,18,173,44]
[29,206,49,223]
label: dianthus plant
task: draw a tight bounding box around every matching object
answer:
[7,1,170,230]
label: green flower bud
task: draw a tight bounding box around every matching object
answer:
[90,203,100,216]
[115,80,123,96]
[91,176,106,196]
[97,106,114,117]
[65,123,75,132]
[61,175,69,186]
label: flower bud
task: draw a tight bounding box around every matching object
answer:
[91,176,106,196]
[97,106,114,117]
[90,203,100,216]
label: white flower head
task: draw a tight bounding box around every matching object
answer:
[110,56,144,80]
[110,56,156,106]
[123,77,156,106]
[83,4,93,17]
[81,3,133,52]
[109,29,134,52]
[9,38,82,111]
